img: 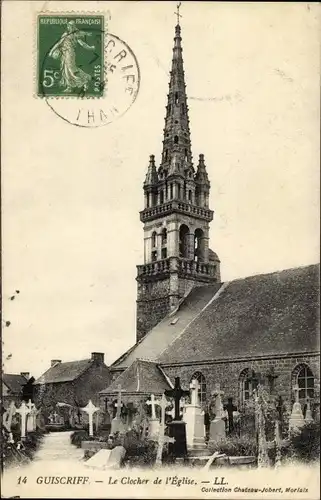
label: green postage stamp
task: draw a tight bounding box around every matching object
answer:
[37,14,105,98]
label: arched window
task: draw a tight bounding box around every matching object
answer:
[177,184,181,199]
[239,369,258,405]
[194,228,205,262]
[170,184,173,199]
[179,224,189,258]
[175,92,179,105]
[293,364,314,400]
[160,190,164,204]
[151,231,157,248]
[190,372,207,404]
[174,135,179,144]
[146,193,150,208]
[188,189,193,202]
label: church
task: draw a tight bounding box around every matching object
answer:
[99,19,320,418]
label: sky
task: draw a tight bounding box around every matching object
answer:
[2,1,320,378]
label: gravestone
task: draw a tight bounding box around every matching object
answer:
[184,379,206,450]
[254,388,269,468]
[223,397,237,435]
[289,385,304,433]
[155,394,175,466]
[3,401,17,432]
[26,400,36,432]
[111,385,125,435]
[305,397,313,424]
[16,401,31,439]
[147,394,160,439]
[165,377,189,459]
[81,400,100,437]
[209,384,226,446]
[84,446,126,469]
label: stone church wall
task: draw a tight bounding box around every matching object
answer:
[162,353,320,410]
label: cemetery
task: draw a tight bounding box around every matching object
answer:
[2,369,319,472]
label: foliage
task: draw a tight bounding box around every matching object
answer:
[70,430,90,447]
[122,430,158,466]
[288,422,320,462]
[208,435,258,457]
[2,426,45,469]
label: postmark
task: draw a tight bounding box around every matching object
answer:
[37,14,105,98]
[37,12,140,127]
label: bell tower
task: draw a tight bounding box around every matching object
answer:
[136,16,221,342]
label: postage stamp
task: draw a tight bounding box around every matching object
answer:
[37,14,105,98]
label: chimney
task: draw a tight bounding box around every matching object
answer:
[20,372,30,380]
[51,359,62,367]
[91,352,104,364]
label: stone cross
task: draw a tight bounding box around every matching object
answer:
[53,411,59,423]
[3,401,17,432]
[81,400,100,437]
[165,377,189,421]
[175,2,182,25]
[190,379,200,406]
[266,367,278,394]
[146,394,159,420]
[293,385,300,403]
[212,383,224,418]
[155,394,175,466]
[27,400,35,412]
[16,401,31,439]
[224,397,237,434]
[114,385,123,419]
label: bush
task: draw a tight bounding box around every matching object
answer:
[208,435,258,457]
[70,430,90,447]
[288,422,320,463]
[3,427,45,469]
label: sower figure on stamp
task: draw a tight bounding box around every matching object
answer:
[49,20,95,92]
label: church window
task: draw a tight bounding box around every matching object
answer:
[151,231,157,248]
[175,92,179,105]
[181,103,185,115]
[151,250,157,262]
[161,248,167,259]
[239,369,258,406]
[146,193,150,208]
[177,184,181,199]
[174,135,179,144]
[190,372,207,404]
[160,190,164,204]
[293,364,314,400]
[164,149,168,161]
[188,189,193,202]
[184,148,188,160]
[170,184,174,199]
[179,224,189,258]
[194,228,205,262]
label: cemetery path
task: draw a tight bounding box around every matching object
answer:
[33,430,84,463]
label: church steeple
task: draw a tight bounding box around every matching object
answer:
[137,10,221,343]
[160,22,193,177]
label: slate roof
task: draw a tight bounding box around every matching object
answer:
[112,264,319,369]
[3,374,28,394]
[111,283,222,370]
[34,359,93,385]
[100,360,172,396]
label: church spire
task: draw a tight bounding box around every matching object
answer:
[160,10,193,177]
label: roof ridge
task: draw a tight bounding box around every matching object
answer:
[157,282,229,361]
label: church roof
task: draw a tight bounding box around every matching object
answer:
[3,374,28,394]
[99,360,172,396]
[112,264,319,369]
[34,359,93,385]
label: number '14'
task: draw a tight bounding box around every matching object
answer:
[17,476,27,484]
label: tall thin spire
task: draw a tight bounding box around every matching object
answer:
[160,11,193,177]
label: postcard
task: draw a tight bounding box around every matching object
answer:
[1,1,320,499]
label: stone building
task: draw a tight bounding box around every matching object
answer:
[2,372,33,408]
[101,19,320,417]
[34,352,111,409]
